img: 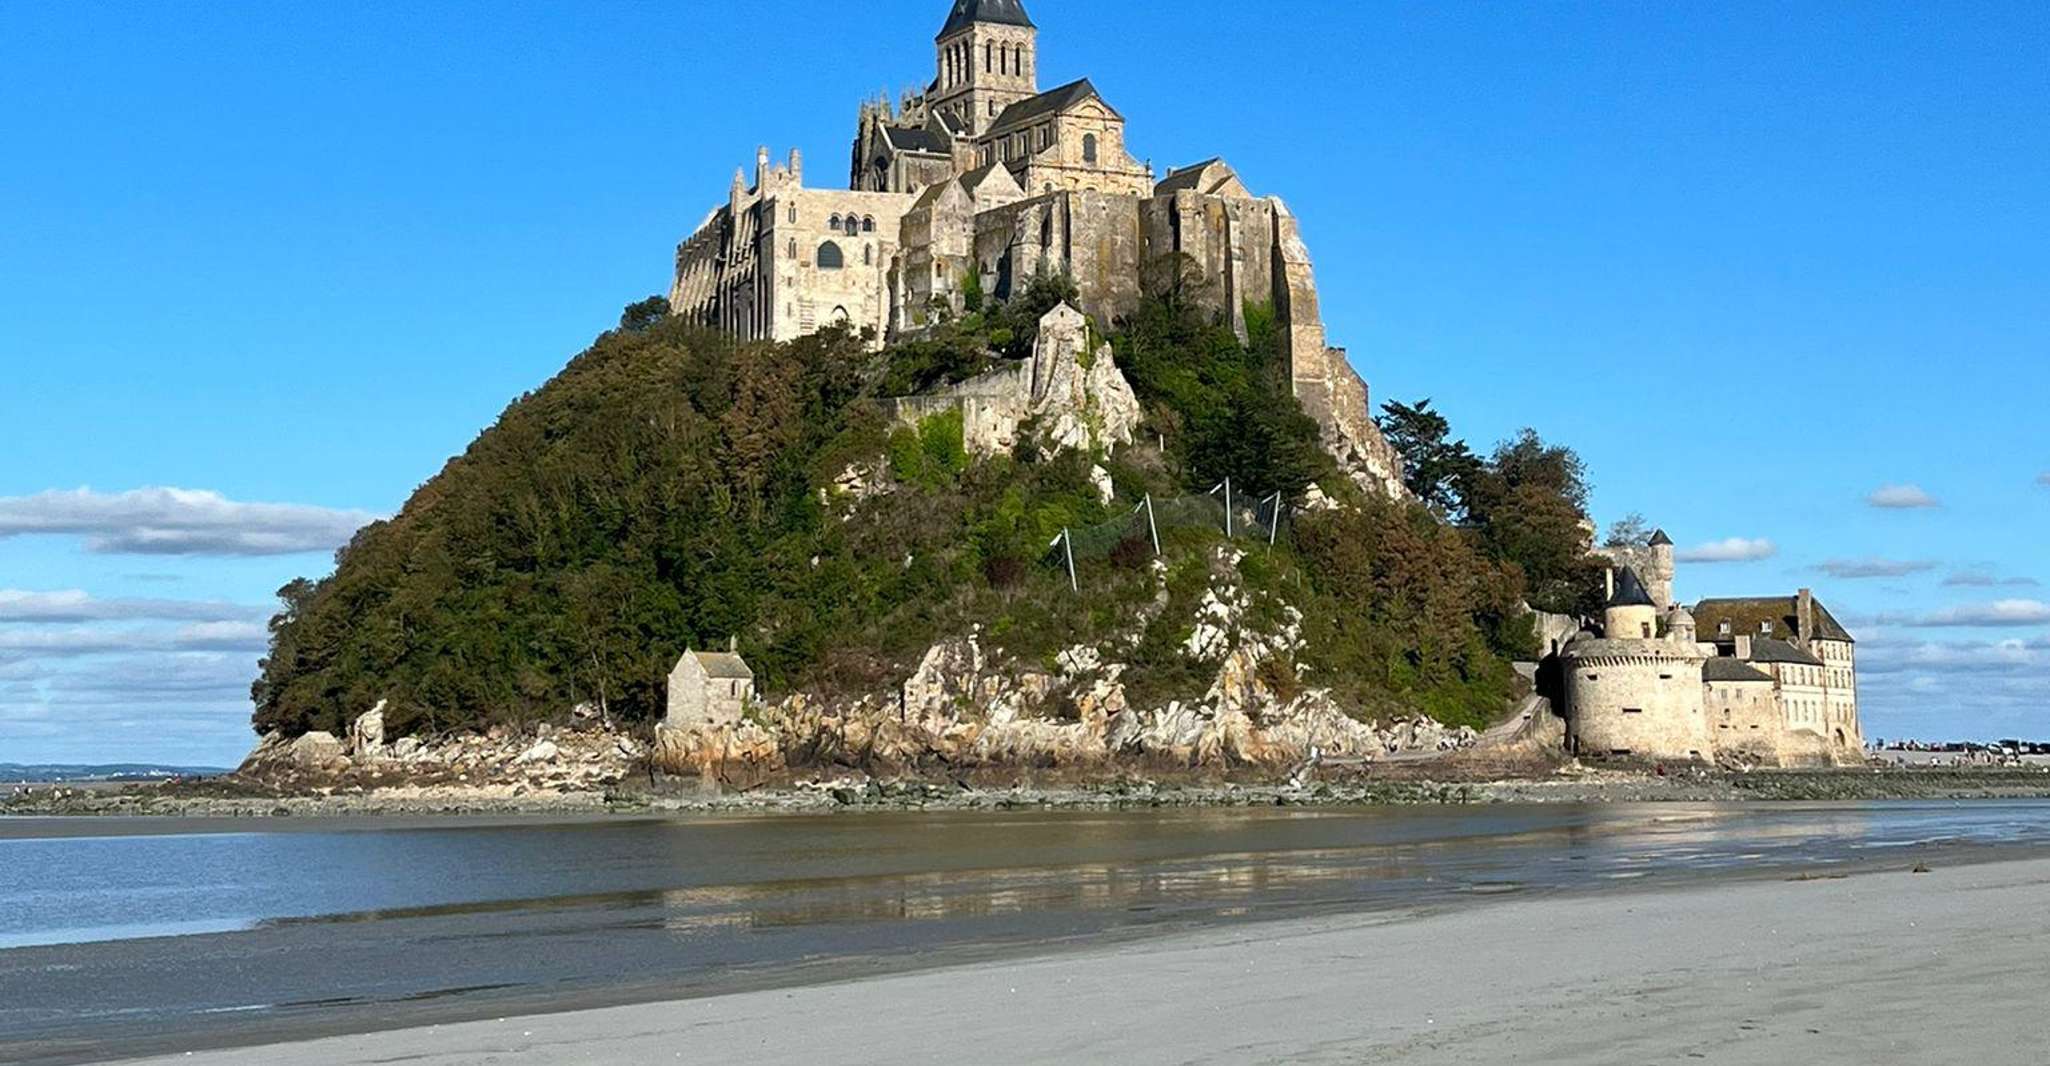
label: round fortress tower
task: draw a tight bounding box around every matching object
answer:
[1563,567,1710,761]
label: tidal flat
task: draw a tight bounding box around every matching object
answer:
[5,800,2050,1064]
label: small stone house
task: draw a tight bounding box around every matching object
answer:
[665,646,755,729]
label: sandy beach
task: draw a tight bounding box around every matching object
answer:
[101,854,2050,1066]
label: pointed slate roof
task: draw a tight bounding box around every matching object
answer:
[940,0,1034,38]
[1608,567,1657,609]
[988,79,1112,135]
[1649,529,1674,547]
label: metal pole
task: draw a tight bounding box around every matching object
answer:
[1144,495,1161,556]
[1224,477,1233,539]
[1062,527,1077,592]
[1268,492,1282,547]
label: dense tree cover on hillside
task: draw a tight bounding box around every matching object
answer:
[253,284,1589,740]
[1376,402,1604,617]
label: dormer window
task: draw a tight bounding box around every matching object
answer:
[1759,621,1773,635]
[1719,621,1732,637]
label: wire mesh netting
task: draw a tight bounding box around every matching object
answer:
[1043,484,1294,585]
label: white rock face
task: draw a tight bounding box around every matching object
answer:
[515,739,561,765]
[288,731,347,770]
[351,701,387,760]
[1089,464,1116,505]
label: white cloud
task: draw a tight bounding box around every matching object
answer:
[0,651,259,766]
[2038,472,2050,489]
[0,622,269,663]
[1913,600,2050,628]
[1814,558,1938,580]
[1944,570,2040,588]
[0,487,377,556]
[1866,484,1940,509]
[0,589,267,624]
[1675,537,1778,564]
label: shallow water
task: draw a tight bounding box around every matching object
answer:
[2,801,2048,1059]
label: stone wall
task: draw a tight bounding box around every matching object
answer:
[879,303,1140,457]
[1563,640,1711,760]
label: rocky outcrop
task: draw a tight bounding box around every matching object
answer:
[238,721,644,794]
[879,302,1141,459]
[646,545,1482,782]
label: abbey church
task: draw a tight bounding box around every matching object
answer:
[668,0,1405,496]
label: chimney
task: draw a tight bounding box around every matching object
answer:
[1735,634,1754,661]
[728,635,739,653]
[1797,588,1816,650]
[788,148,803,184]
[1605,567,1616,602]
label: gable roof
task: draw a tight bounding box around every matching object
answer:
[691,651,754,680]
[987,78,1114,135]
[1154,158,1252,198]
[1694,596,1855,644]
[1608,567,1657,609]
[940,0,1034,38]
[1744,638,1825,667]
[1704,658,1774,683]
[883,125,948,154]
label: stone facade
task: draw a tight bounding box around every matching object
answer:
[880,302,1141,457]
[665,647,755,730]
[669,0,1405,496]
[1556,533,1864,767]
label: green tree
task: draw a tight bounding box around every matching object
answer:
[1375,398,1483,518]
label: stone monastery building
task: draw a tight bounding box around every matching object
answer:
[669,0,1403,495]
[1559,532,1865,767]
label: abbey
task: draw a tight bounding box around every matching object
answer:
[1553,532,1865,768]
[668,0,1403,495]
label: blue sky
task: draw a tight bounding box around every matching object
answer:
[1,0,2045,765]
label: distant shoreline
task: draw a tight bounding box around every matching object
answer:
[8,765,2050,820]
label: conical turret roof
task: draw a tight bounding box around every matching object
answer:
[1609,567,1657,609]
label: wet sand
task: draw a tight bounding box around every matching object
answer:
[106,855,2050,1065]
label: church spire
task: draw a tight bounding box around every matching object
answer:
[939,0,1034,39]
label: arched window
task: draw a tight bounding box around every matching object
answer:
[862,215,875,233]
[863,244,873,265]
[985,41,993,73]
[787,239,797,259]
[1082,133,1098,164]
[817,241,844,270]
[829,214,842,233]
[788,204,798,223]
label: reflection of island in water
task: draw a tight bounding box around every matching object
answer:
[7,802,2050,1059]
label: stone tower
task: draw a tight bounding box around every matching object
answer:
[931,0,1039,136]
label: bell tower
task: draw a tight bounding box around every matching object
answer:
[932,0,1038,136]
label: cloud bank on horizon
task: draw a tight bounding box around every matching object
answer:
[0,487,377,557]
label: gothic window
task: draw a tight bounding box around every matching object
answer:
[1082,133,1098,164]
[862,215,875,233]
[788,205,797,223]
[817,241,844,270]
[863,244,872,265]
[985,42,993,73]
[787,239,797,259]
[829,214,842,233]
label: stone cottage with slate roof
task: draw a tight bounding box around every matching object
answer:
[669,0,1406,497]
[1557,533,1865,766]
[665,646,755,730]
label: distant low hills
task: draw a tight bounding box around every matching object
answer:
[0,763,230,784]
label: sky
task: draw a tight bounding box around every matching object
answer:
[1,0,2045,766]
